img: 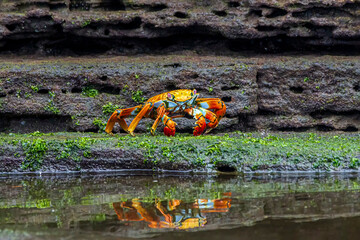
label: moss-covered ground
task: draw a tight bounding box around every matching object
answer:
[0,132,359,172]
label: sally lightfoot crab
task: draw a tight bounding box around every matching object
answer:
[105,89,226,136]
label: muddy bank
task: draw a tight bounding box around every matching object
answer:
[0,55,359,134]
[0,0,360,55]
[0,132,359,173]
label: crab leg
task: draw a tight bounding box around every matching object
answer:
[127,102,153,136]
[184,108,206,136]
[197,98,226,121]
[198,107,219,134]
[150,102,178,136]
[150,103,166,135]
[105,105,143,134]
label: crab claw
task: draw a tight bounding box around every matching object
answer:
[164,126,175,136]
[164,118,177,136]
[193,116,206,136]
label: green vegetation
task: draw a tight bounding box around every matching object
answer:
[92,118,107,132]
[1,132,358,172]
[90,102,121,132]
[54,137,95,162]
[82,87,99,98]
[71,115,80,126]
[131,90,146,103]
[122,84,129,93]
[29,131,44,137]
[111,132,360,171]
[6,133,99,171]
[16,90,21,98]
[102,102,121,116]
[21,138,48,171]
[24,92,32,99]
[82,20,91,27]
[30,85,39,92]
[44,91,60,114]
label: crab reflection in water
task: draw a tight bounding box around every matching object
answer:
[113,193,232,229]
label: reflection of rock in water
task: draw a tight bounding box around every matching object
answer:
[112,195,232,229]
[2,176,360,238]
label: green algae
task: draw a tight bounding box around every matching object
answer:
[43,91,60,114]
[102,102,121,116]
[21,138,48,171]
[0,132,359,172]
[81,87,99,98]
[116,132,360,170]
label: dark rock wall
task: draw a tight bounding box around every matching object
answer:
[0,0,359,133]
[0,0,359,54]
[0,56,359,133]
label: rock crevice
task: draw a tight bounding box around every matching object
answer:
[0,0,359,55]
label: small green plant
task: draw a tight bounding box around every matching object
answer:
[83,150,92,158]
[122,84,129,93]
[21,138,48,171]
[49,91,55,98]
[16,90,21,98]
[44,91,60,114]
[82,87,99,98]
[57,150,70,160]
[131,90,146,103]
[93,118,107,132]
[82,20,91,27]
[30,131,44,137]
[71,115,80,126]
[25,92,32,99]
[208,87,213,93]
[304,77,309,82]
[102,102,121,116]
[31,85,39,92]
[54,138,95,163]
[350,158,360,169]
[135,74,139,79]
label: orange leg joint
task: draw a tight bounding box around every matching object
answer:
[163,115,177,136]
[184,108,206,136]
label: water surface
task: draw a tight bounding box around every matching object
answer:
[0,173,360,240]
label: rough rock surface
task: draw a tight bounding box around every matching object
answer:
[0,0,359,54]
[0,55,359,133]
[0,0,359,134]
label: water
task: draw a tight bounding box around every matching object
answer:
[0,173,360,240]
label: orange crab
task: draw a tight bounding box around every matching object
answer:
[105,89,226,136]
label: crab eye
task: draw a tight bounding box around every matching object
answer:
[167,93,175,100]
[193,89,197,95]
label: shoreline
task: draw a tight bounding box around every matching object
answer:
[1,132,359,174]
